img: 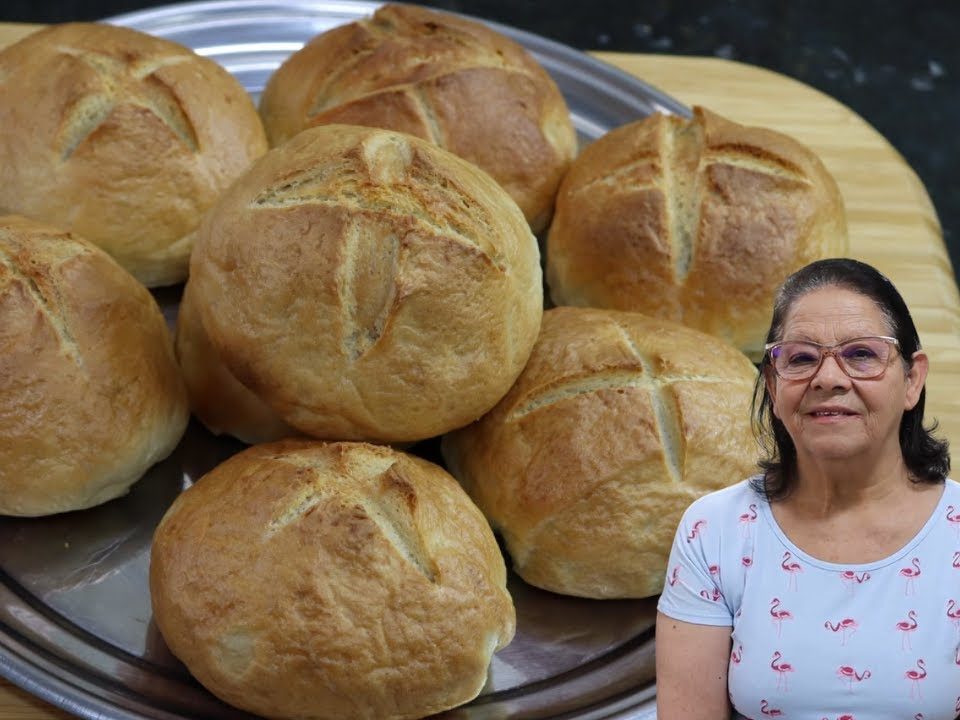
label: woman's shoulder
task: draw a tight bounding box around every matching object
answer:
[683,476,764,518]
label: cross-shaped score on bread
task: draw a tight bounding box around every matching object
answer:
[571,127,815,287]
[249,133,507,361]
[0,232,85,367]
[508,322,744,485]
[53,47,197,160]
[265,451,438,582]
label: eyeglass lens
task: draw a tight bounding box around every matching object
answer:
[770,338,893,379]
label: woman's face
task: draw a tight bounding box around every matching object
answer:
[765,285,928,466]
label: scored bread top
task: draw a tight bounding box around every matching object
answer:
[187,124,543,443]
[546,106,848,359]
[442,306,759,598]
[0,23,267,287]
[259,3,577,233]
[0,214,188,516]
[150,439,515,720]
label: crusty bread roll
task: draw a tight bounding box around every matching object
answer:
[150,439,515,720]
[184,123,543,444]
[0,23,268,287]
[546,106,848,359]
[0,215,188,516]
[259,3,577,233]
[442,306,758,599]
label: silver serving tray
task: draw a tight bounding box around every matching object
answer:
[0,2,690,718]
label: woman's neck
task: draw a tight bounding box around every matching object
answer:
[771,451,942,564]
[788,450,912,518]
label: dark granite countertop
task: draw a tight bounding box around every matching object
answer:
[4,0,958,283]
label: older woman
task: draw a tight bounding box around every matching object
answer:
[655,258,954,719]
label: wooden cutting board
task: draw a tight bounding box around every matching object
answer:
[1,21,958,720]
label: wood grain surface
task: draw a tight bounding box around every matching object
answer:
[0,21,958,720]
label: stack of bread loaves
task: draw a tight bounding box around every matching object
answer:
[0,215,188,516]
[0,5,855,718]
[259,3,577,233]
[0,23,268,287]
[158,10,553,715]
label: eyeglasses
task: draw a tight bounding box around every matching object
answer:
[765,336,900,381]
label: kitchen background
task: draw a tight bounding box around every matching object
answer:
[4,0,958,281]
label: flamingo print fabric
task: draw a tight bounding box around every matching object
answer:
[658,478,960,719]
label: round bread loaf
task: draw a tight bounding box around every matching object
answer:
[442,306,759,599]
[0,214,188,516]
[150,439,515,720]
[184,123,543,444]
[259,3,577,233]
[0,23,268,287]
[546,106,848,360]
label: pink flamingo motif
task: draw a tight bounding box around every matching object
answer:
[700,587,723,602]
[667,566,681,586]
[947,599,960,634]
[899,557,921,595]
[709,564,721,581]
[955,695,960,713]
[904,658,926,700]
[824,617,858,645]
[947,505,960,537]
[771,651,794,691]
[895,610,919,650]
[820,716,856,720]
[914,714,924,720]
[770,598,793,637]
[739,503,758,536]
[686,519,706,542]
[781,551,802,591]
[742,555,754,568]
[955,644,960,665]
[836,665,871,691]
[760,699,784,717]
[730,644,742,664]
[953,551,960,569]
[839,570,871,592]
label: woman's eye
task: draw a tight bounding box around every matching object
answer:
[786,351,818,366]
[843,345,879,361]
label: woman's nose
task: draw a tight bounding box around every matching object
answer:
[811,351,851,388]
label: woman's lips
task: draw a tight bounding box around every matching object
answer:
[806,407,859,421]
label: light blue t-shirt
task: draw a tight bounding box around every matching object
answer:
[658,477,960,720]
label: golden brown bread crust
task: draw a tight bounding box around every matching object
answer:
[150,439,515,720]
[186,123,543,444]
[546,106,848,359]
[175,279,297,445]
[442,306,758,599]
[0,23,268,287]
[259,3,577,233]
[0,214,188,516]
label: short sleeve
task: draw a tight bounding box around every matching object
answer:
[657,500,734,626]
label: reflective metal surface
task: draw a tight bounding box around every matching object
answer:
[0,2,688,717]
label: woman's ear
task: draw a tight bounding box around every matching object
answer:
[904,350,928,411]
